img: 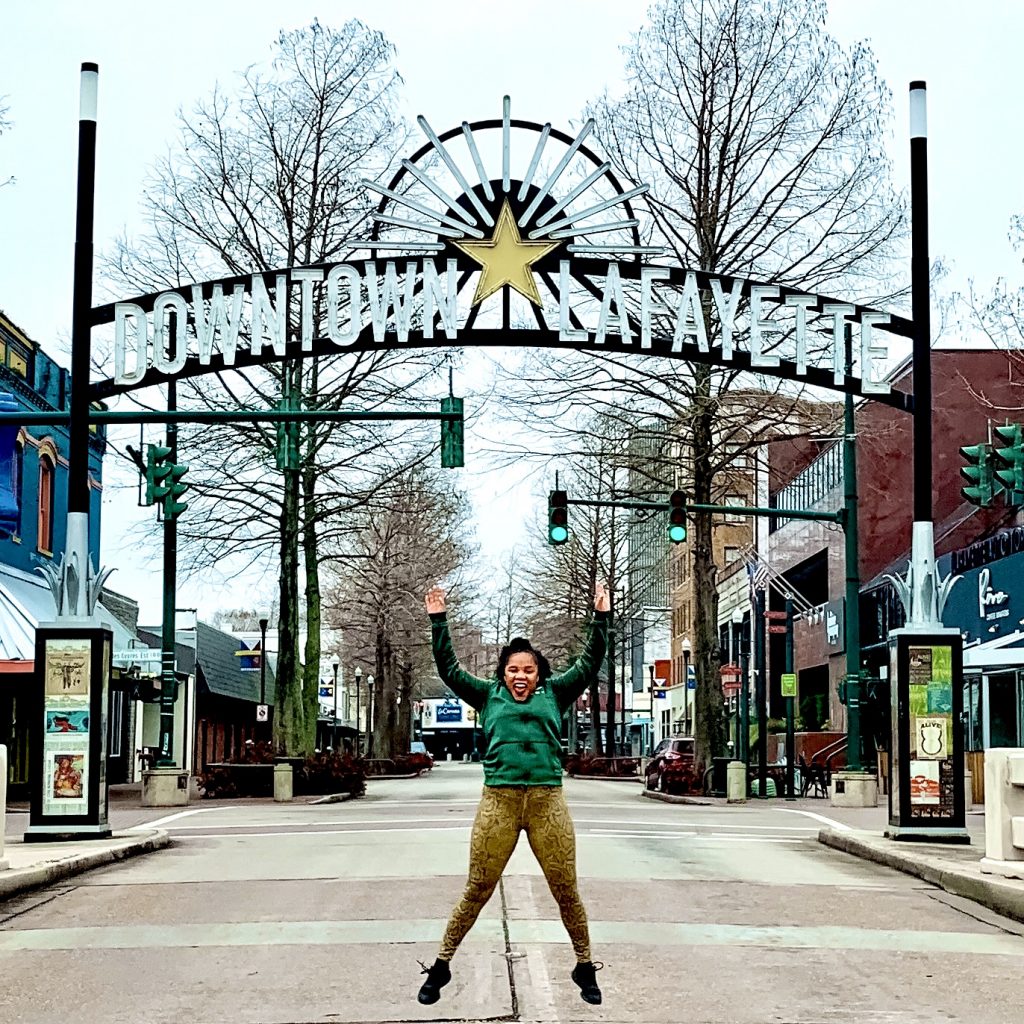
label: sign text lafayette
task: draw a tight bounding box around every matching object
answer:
[112,258,892,394]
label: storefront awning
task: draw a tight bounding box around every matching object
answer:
[964,630,1024,670]
[0,563,136,667]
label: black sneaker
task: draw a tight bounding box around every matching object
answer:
[417,958,452,1005]
[571,960,603,1004]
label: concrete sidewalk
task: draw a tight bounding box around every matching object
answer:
[1,828,170,902]
[819,825,1024,927]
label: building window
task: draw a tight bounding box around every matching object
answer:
[724,545,740,565]
[38,454,55,554]
[2,337,32,379]
[724,494,745,522]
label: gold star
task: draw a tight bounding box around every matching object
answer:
[452,200,560,307]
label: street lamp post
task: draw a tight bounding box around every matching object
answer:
[258,617,269,729]
[354,666,362,757]
[331,654,340,752]
[366,675,375,756]
[731,607,744,754]
[682,638,692,736]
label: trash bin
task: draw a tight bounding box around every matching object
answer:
[710,757,731,797]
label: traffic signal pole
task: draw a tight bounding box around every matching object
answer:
[844,327,863,774]
[157,377,178,768]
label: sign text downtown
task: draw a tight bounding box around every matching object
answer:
[112,258,893,393]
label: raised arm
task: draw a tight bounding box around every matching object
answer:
[550,584,611,713]
[426,586,491,711]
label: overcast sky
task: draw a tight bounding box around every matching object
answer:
[1,1,1022,625]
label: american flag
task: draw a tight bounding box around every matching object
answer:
[746,559,770,592]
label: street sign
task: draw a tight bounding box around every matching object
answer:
[319,685,333,698]
[766,610,788,621]
[768,624,788,634]
[256,704,269,723]
[113,648,161,666]
[781,673,797,697]
[653,689,666,699]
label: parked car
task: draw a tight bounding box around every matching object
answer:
[644,737,696,791]
[410,741,434,765]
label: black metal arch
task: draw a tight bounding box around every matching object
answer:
[89,252,913,412]
[375,116,645,252]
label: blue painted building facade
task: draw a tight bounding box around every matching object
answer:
[0,309,107,797]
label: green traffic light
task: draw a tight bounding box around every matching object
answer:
[668,524,687,543]
[549,525,568,544]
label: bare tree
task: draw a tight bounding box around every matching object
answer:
[496,0,903,767]
[325,460,475,758]
[100,22,453,755]
[0,95,14,189]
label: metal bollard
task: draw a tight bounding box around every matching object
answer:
[981,747,1024,878]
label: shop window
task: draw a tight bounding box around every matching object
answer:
[38,454,54,554]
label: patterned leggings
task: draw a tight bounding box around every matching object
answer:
[438,785,591,962]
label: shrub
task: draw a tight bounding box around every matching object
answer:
[198,748,366,799]
[660,761,703,795]
[296,751,366,797]
[565,754,640,778]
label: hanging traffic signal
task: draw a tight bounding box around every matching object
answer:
[441,396,464,468]
[668,490,687,543]
[548,489,568,545]
[163,463,190,520]
[144,444,173,506]
[959,442,1001,507]
[993,423,1024,507]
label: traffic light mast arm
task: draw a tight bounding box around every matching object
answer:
[565,496,842,524]
[0,409,466,425]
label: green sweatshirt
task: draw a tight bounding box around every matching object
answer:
[429,611,609,787]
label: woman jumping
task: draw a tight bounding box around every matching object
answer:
[417,582,610,1007]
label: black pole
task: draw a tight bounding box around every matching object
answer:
[332,663,339,751]
[355,673,361,757]
[740,615,750,770]
[157,377,178,767]
[259,618,268,707]
[755,588,767,798]
[785,598,795,800]
[69,63,98,520]
[844,325,864,772]
[910,81,931,525]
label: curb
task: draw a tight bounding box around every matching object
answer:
[641,790,714,806]
[819,828,1024,926]
[567,776,642,783]
[0,829,170,903]
[310,792,360,804]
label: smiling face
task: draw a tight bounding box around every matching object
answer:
[503,651,540,702]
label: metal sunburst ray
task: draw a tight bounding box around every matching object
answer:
[363,180,484,238]
[416,114,494,226]
[520,119,596,225]
[529,185,650,239]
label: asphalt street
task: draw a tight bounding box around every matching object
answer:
[2,763,1022,1024]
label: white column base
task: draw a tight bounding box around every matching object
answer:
[273,763,293,802]
[141,768,191,807]
[830,770,879,807]
[980,857,1024,879]
[726,761,747,803]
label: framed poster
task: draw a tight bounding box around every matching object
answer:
[888,630,966,838]
[27,626,114,840]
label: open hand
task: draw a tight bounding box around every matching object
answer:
[594,582,610,612]
[425,585,447,615]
